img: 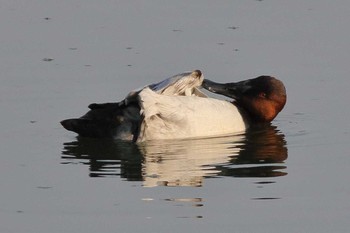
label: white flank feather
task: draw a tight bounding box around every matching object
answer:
[137,88,248,142]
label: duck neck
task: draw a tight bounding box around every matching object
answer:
[232,101,272,125]
[231,101,251,127]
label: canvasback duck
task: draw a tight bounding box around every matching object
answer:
[61,70,286,142]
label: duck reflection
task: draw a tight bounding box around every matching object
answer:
[61,125,288,186]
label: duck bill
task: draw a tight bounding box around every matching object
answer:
[202,79,251,99]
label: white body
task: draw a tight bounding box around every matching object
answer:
[137,88,248,142]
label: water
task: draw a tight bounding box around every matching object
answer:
[1,1,350,232]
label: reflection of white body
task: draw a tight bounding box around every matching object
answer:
[138,88,247,142]
[140,135,244,187]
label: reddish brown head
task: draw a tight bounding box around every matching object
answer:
[202,76,287,122]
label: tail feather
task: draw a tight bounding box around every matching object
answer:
[61,102,141,139]
[60,118,116,138]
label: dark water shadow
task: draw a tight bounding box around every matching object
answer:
[61,124,288,186]
[62,139,143,180]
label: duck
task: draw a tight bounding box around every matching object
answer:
[61,70,286,142]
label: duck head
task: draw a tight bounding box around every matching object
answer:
[202,76,287,122]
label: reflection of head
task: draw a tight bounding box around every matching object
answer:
[219,125,288,178]
[237,125,288,164]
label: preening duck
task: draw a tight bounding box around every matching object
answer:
[61,70,286,142]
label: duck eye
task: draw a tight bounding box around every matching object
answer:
[259,92,267,98]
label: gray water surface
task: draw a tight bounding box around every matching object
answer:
[1,1,350,233]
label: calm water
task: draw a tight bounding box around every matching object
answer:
[1,1,350,233]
